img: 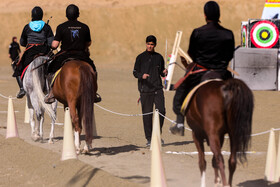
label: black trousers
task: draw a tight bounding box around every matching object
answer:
[173,72,204,124]
[140,89,166,141]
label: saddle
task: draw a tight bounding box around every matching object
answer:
[180,79,222,114]
[20,54,47,80]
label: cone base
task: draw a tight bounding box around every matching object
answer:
[61,151,77,161]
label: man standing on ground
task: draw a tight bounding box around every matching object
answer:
[9,36,21,65]
[133,35,167,147]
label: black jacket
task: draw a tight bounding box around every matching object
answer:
[20,22,53,47]
[133,51,166,93]
[9,42,21,61]
[188,22,235,69]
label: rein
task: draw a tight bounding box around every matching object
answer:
[31,50,65,71]
[174,63,208,90]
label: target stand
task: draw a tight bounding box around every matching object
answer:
[249,19,280,48]
[165,31,192,91]
[241,21,248,47]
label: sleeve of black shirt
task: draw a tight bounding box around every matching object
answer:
[133,55,143,80]
[46,25,54,47]
[8,44,12,55]
[20,25,28,47]
[159,55,166,77]
[187,29,197,61]
[228,31,235,62]
[17,43,21,53]
[54,25,62,42]
[85,25,91,43]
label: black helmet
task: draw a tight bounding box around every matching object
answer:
[32,6,43,21]
[204,1,220,22]
[66,4,79,21]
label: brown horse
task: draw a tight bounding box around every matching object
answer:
[52,60,97,154]
[185,78,254,186]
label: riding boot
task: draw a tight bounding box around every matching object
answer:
[44,74,55,104]
[94,93,102,103]
[16,76,25,99]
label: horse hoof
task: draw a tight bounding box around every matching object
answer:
[76,149,81,155]
[214,183,223,187]
[48,139,54,144]
[81,149,90,154]
[32,134,41,142]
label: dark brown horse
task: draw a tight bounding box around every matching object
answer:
[185,78,254,186]
[52,60,97,154]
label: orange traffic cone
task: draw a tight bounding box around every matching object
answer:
[61,107,77,160]
[6,97,19,138]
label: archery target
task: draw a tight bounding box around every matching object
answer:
[241,23,248,47]
[250,20,279,48]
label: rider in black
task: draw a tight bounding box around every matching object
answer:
[9,37,21,64]
[13,6,54,98]
[169,1,235,136]
[44,4,100,104]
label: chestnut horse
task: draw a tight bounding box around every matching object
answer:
[52,60,97,154]
[185,78,254,186]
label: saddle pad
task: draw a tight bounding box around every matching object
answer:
[180,79,222,114]
[51,68,62,87]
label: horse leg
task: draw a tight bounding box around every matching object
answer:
[68,102,81,154]
[36,111,44,142]
[48,101,57,144]
[212,156,221,186]
[228,137,237,186]
[26,96,37,141]
[192,132,206,187]
[29,108,36,138]
[209,134,228,186]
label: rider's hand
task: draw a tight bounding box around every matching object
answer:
[163,69,168,76]
[142,74,149,79]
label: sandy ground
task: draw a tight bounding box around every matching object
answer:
[1,0,280,186]
[0,63,280,187]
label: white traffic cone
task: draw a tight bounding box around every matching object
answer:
[150,110,161,151]
[24,98,29,123]
[275,132,280,182]
[61,107,77,161]
[150,137,167,187]
[265,128,277,181]
[6,97,19,138]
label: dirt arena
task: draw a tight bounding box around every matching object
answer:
[1,0,280,186]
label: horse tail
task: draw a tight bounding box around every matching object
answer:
[223,78,254,163]
[32,58,56,121]
[79,65,95,145]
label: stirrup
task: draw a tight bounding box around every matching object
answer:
[44,92,55,104]
[169,123,185,136]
